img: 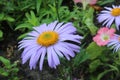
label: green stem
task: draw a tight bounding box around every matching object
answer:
[55,0,60,22]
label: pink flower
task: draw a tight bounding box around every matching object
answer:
[93,27,115,46]
[73,0,97,5]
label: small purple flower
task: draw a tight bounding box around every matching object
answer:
[107,34,120,52]
[18,21,83,70]
[97,5,120,30]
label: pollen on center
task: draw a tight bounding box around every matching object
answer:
[111,8,120,16]
[37,31,59,47]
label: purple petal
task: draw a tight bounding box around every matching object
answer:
[47,47,54,68]
[51,46,60,65]
[29,47,43,69]
[53,46,63,57]
[22,46,40,64]
[48,21,58,30]
[56,23,73,32]
[33,24,48,33]
[39,47,46,70]
[54,22,64,31]
[59,34,81,43]
[58,25,76,34]
[27,31,39,37]
[115,16,120,30]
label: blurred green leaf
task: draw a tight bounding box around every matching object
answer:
[0,30,3,38]
[5,16,15,22]
[15,23,33,30]
[17,33,28,40]
[0,56,10,67]
[25,11,39,26]
[98,0,114,5]
[0,68,9,76]
[11,68,19,73]
[117,51,120,60]
[73,49,89,67]
[107,64,119,73]
[36,0,42,13]
[97,69,114,80]
[86,42,107,60]
[89,59,102,72]
[0,13,4,21]
[83,7,98,35]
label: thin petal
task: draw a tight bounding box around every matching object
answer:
[39,47,46,70]
[29,47,43,69]
[54,22,64,31]
[48,21,58,30]
[51,46,60,65]
[59,34,81,43]
[115,16,120,30]
[47,47,54,68]
[22,46,40,64]
[56,23,73,32]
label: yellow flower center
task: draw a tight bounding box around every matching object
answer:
[37,31,59,47]
[111,8,120,16]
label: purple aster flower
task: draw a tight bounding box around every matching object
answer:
[107,34,120,52]
[97,5,120,30]
[18,21,83,70]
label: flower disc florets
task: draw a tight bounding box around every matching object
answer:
[111,8,120,16]
[37,31,59,47]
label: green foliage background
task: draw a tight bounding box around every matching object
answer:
[0,0,120,80]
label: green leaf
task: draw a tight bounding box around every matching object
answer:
[25,11,39,26]
[0,68,9,76]
[15,23,33,30]
[0,13,4,21]
[117,51,120,60]
[5,16,15,22]
[97,69,114,80]
[36,0,42,13]
[83,7,98,35]
[98,0,114,6]
[73,49,89,67]
[0,30,3,38]
[107,64,119,73]
[85,18,98,35]
[11,68,19,73]
[0,56,11,67]
[17,33,28,40]
[86,42,107,60]
[89,59,102,73]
